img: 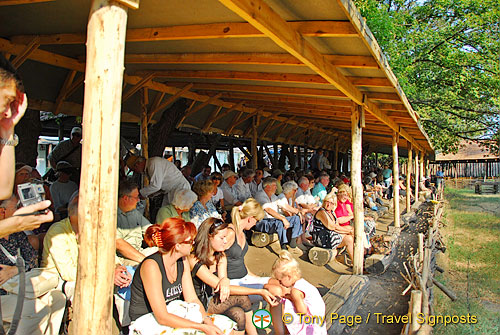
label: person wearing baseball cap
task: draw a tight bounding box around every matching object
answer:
[220,170,242,210]
[47,126,82,183]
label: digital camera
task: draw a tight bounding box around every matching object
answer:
[17,182,46,207]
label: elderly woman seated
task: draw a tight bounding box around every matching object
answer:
[156,188,197,224]
[310,192,354,262]
[189,180,222,229]
[336,184,376,250]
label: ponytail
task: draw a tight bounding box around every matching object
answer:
[144,218,197,253]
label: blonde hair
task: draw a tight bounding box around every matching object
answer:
[322,191,338,209]
[337,184,352,198]
[231,198,265,232]
[272,250,301,281]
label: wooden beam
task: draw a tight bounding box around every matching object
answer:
[149,83,193,122]
[11,20,358,45]
[122,73,154,102]
[236,142,252,161]
[0,0,54,6]
[140,70,391,87]
[178,92,222,125]
[216,0,426,152]
[10,36,40,69]
[406,143,412,212]
[148,91,165,119]
[226,110,245,134]
[227,107,262,134]
[210,91,353,108]
[217,0,363,102]
[392,132,400,228]
[72,1,129,334]
[251,116,259,170]
[206,101,245,126]
[201,106,223,132]
[350,103,364,275]
[171,82,346,99]
[125,52,378,69]
[52,70,77,114]
[259,119,276,137]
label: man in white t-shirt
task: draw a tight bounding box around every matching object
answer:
[254,177,302,250]
[220,170,242,210]
[295,176,320,212]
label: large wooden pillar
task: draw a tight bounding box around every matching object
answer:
[351,103,364,274]
[228,139,235,171]
[420,152,425,179]
[333,141,339,172]
[251,116,258,170]
[406,144,413,212]
[73,1,131,334]
[140,89,150,218]
[415,151,420,201]
[392,132,400,228]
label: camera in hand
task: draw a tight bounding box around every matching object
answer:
[17,182,46,207]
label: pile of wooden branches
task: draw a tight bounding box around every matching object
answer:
[399,202,455,335]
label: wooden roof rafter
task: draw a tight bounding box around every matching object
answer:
[216,0,425,153]
[137,70,393,88]
[10,20,359,45]
[124,52,378,69]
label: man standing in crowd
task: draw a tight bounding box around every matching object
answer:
[382,164,393,187]
[116,180,156,265]
[47,127,82,180]
[126,156,190,206]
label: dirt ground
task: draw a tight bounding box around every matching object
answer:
[245,199,429,335]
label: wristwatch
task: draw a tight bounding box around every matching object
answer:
[0,134,19,146]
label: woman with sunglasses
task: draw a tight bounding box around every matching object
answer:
[188,217,277,335]
[311,193,354,263]
[128,218,231,335]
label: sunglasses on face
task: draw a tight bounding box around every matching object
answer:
[209,218,226,234]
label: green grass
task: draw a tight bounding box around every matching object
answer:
[433,187,500,335]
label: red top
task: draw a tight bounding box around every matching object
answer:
[335,199,353,226]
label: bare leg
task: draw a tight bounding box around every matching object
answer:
[244,310,258,335]
[270,303,285,335]
[339,234,354,261]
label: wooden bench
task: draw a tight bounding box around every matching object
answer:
[475,182,499,194]
[250,231,278,247]
[308,247,338,266]
[323,275,370,334]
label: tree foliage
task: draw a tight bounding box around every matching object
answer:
[353,0,500,154]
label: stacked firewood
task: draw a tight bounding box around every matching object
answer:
[400,202,455,335]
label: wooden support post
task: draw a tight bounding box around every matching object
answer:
[415,151,420,201]
[406,145,412,212]
[351,103,364,275]
[297,145,302,169]
[228,139,235,171]
[333,141,339,171]
[58,121,64,142]
[273,143,279,168]
[251,115,258,170]
[420,153,425,179]
[140,88,150,219]
[172,146,176,160]
[72,1,129,334]
[418,233,424,265]
[410,290,422,333]
[213,151,223,172]
[392,131,400,228]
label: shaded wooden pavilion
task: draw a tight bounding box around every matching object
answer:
[430,141,500,178]
[1,0,434,333]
